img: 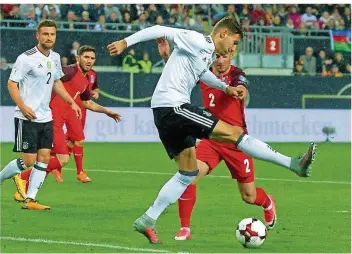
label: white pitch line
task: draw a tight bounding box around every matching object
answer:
[336,210,350,213]
[0,236,169,253]
[65,168,351,185]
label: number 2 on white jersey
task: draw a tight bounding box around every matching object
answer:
[244,159,250,173]
[209,93,215,107]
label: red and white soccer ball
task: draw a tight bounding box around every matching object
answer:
[235,218,267,248]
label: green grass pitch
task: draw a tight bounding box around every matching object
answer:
[1,142,351,253]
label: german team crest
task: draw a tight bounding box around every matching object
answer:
[47,61,52,69]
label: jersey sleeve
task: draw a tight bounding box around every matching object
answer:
[231,71,248,88]
[91,72,99,90]
[80,88,91,101]
[9,54,32,83]
[55,57,65,81]
[124,25,208,56]
[60,65,77,82]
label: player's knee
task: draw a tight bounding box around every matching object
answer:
[75,140,84,147]
[57,155,69,166]
[241,192,256,204]
[230,126,244,142]
[36,153,51,164]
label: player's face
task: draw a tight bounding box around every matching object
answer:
[36,26,56,50]
[217,29,241,55]
[214,52,232,73]
[77,51,96,73]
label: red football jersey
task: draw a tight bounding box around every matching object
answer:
[50,64,91,109]
[199,65,248,147]
[87,69,99,92]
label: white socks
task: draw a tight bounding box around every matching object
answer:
[26,161,48,200]
[0,158,27,183]
[237,134,291,168]
[146,170,198,220]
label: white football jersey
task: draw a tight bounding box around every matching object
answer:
[9,47,64,123]
[150,29,215,108]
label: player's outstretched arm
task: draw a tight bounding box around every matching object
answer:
[82,100,121,122]
[7,80,36,120]
[53,79,82,119]
[107,25,180,56]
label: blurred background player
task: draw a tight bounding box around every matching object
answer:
[158,38,275,240]
[14,46,120,199]
[0,19,81,210]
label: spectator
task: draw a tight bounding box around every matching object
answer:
[181,16,191,28]
[20,4,34,19]
[192,14,204,31]
[26,8,37,28]
[89,4,105,22]
[333,52,347,73]
[336,19,346,29]
[239,8,251,23]
[60,4,84,18]
[286,19,294,29]
[273,16,282,26]
[138,52,152,73]
[212,4,226,20]
[122,12,132,31]
[277,5,288,25]
[1,4,15,17]
[61,56,68,67]
[34,4,45,22]
[288,6,301,29]
[165,14,176,26]
[316,50,333,74]
[6,5,24,27]
[325,18,336,29]
[330,7,342,25]
[251,4,266,25]
[299,47,316,75]
[346,64,351,73]
[69,41,80,64]
[133,12,149,30]
[331,64,343,77]
[131,4,145,21]
[48,5,60,21]
[147,4,158,23]
[107,11,120,30]
[301,6,317,28]
[44,4,61,17]
[227,5,240,23]
[0,57,9,71]
[64,10,77,30]
[122,49,140,73]
[318,11,331,29]
[155,15,164,25]
[343,7,350,27]
[294,60,306,76]
[94,15,106,31]
[265,7,275,26]
[104,4,122,23]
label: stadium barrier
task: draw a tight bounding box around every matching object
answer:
[1,107,350,143]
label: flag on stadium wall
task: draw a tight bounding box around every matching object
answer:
[330,29,351,52]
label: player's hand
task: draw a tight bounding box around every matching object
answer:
[225,86,239,98]
[71,102,82,120]
[107,40,127,56]
[106,110,121,122]
[19,104,36,120]
[91,89,99,100]
[235,85,248,100]
[156,38,170,59]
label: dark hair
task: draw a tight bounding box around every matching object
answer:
[36,19,57,32]
[213,16,243,38]
[77,45,96,56]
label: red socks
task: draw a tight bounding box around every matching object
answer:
[254,187,271,209]
[178,184,197,228]
[72,145,84,175]
[46,157,62,174]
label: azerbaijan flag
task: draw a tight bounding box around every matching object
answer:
[330,29,351,52]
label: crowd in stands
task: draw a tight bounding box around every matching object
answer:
[295,46,351,76]
[1,4,350,32]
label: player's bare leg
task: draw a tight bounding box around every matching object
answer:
[237,182,276,229]
[175,159,208,240]
[22,149,51,210]
[73,140,91,183]
[210,120,317,177]
[134,147,199,243]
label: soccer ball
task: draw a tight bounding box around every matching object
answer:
[235,218,267,248]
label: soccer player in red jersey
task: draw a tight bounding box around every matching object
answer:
[14,46,120,199]
[157,38,276,241]
[62,66,100,183]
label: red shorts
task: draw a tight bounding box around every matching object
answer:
[52,107,85,155]
[196,139,255,183]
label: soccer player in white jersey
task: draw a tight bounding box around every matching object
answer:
[0,20,81,210]
[108,16,317,243]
